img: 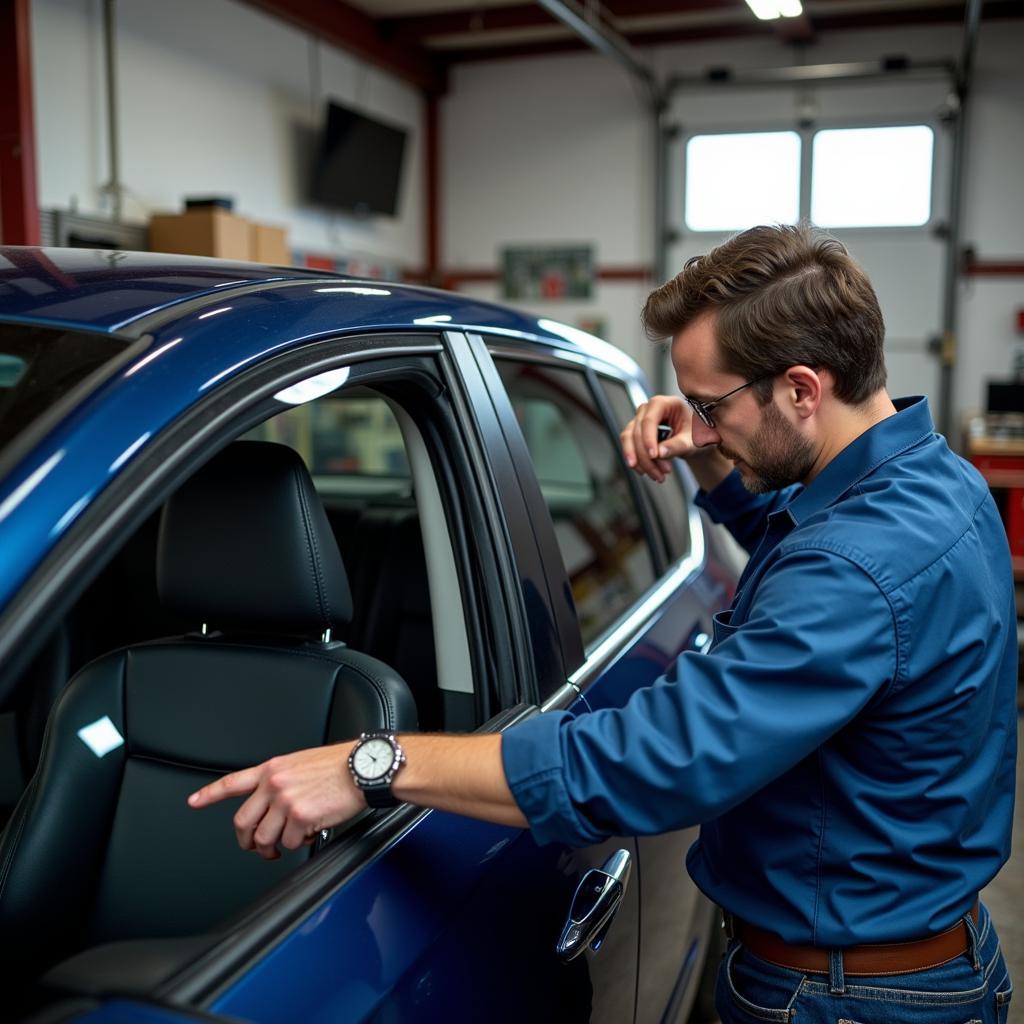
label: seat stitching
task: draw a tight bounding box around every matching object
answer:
[334,660,396,726]
[0,776,36,900]
[292,461,331,626]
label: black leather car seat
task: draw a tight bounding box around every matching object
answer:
[0,440,418,983]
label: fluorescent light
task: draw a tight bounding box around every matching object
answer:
[745,0,802,18]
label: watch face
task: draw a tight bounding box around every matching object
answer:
[353,737,396,781]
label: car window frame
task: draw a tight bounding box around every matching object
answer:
[479,338,707,695]
[490,351,663,651]
[475,335,708,712]
[592,369,695,569]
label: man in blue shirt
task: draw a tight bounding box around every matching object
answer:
[191,225,1016,1023]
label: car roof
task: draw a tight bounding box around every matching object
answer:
[0,248,640,375]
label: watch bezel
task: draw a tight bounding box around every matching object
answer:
[349,731,407,789]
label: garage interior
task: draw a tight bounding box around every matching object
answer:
[1,0,1022,1019]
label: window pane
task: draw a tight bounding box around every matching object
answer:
[598,377,691,563]
[685,131,801,231]
[496,360,656,650]
[249,392,410,489]
[811,125,933,228]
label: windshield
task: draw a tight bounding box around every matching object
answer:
[0,323,130,457]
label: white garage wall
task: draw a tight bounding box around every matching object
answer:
[30,0,425,271]
[443,52,656,379]
[956,24,1024,425]
[442,19,1024,435]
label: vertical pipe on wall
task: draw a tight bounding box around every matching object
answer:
[425,92,440,287]
[0,0,40,244]
[938,0,982,438]
[103,0,122,222]
[653,97,670,395]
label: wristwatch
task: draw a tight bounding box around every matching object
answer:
[348,731,406,808]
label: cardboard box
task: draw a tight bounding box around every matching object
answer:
[251,223,290,266]
[149,209,252,260]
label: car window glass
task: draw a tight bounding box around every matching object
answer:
[247,393,412,497]
[495,359,656,650]
[244,388,486,734]
[597,376,691,563]
[0,324,129,454]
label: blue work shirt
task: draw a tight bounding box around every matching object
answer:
[501,396,1018,946]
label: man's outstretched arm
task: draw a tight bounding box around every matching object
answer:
[188,733,528,861]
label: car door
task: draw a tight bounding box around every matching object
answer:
[0,322,633,1024]
[123,330,643,1024]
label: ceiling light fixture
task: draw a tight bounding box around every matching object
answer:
[745,0,803,19]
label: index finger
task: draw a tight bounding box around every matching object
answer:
[188,766,262,808]
[638,401,671,459]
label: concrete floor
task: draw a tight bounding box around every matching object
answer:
[982,712,1022,1022]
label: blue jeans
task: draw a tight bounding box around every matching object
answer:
[716,904,1013,1023]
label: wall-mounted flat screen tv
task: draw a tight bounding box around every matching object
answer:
[310,101,408,217]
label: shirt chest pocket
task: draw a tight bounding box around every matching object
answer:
[711,609,740,650]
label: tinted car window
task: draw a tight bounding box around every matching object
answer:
[0,324,129,453]
[496,358,656,649]
[598,376,692,563]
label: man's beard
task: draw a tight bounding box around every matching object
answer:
[720,400,816,494]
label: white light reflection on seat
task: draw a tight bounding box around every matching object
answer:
[77,716,125,758]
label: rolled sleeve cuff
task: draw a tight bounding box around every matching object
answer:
[693,469,748,523]
[501,711,604,848]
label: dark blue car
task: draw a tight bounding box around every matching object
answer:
[0,248,740,1024]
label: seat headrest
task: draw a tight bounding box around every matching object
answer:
[157,441,352,634]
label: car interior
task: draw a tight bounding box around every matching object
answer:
[0,384,479,999]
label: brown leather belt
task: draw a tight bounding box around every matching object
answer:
[734,902,980,977]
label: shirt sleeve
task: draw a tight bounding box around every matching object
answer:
[501,544,897,848]
[694,470,802,554]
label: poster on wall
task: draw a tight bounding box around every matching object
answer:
[502,245,594,301]
[577,316,609,341]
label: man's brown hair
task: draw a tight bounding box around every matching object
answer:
[642,224,886,405]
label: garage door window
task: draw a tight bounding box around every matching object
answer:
[810,125,934,227]
[684,131,801,232]
[495,359,656,649]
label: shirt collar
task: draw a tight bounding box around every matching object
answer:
[785,396,935,527]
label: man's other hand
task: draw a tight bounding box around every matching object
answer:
[620,394,734,492]
[620,395,701,482]
[188,743,364,861]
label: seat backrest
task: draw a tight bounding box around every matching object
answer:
[0,441,417,982]
[345,507,440,727]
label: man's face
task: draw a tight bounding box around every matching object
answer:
[671,313,815,492]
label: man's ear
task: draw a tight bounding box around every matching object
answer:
[782,365,824,419]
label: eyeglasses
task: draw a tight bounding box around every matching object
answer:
[683,373,775,429]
